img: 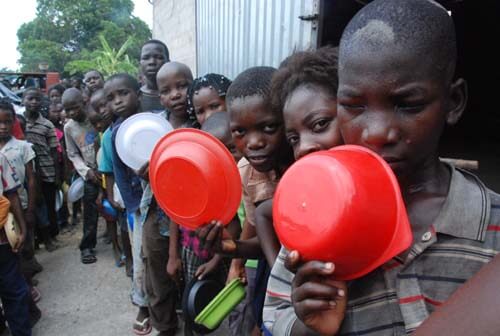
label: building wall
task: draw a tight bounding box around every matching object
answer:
[153,0,197,75]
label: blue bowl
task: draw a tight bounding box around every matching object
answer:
[102,199,118,219]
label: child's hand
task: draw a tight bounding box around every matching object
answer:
[12,231,26,253]
[166,257,182,282]
[136,162,149,182]
[86,169,102,185]
[227,259,247,284]
[109,199,124,211]
[196,220,236,253]
[96,191,104,206]
[195,255,221,280]
[288,250,348,336]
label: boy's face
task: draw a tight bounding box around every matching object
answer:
[157,70,191,117]
[140,43,168,81]
[192,87,227,125]
[90,94,112,124]
[23,91,42,114]
[283,85,341,160]
[63,97,86,122]
[48,105,62,124]
[229,95,286,172]
[104,78,139,119]
[337,48,460,179]
[84,71,104,94]
[0,110,13,140]
[49,90,62,104]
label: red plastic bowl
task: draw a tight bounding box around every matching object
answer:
[273,145,412,280]
[150,129,242,229]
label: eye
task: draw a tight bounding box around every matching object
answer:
[209,103,220,110]
[195,109,203,115]
[231,128,245,137]
[312,118,331,132]
[263,123,278,133]
[397,102,426,114]
[286,134,299,146]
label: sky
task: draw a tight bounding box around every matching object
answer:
[0,0,153,71]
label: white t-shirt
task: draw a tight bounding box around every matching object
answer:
[0,138,35,209]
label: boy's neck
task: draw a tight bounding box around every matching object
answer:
[26,111,40,120]
[168,112,188,129]
[0,135,12,147]
[142,80,158,94]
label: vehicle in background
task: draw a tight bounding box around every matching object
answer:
[0,71,61,97]
[0,82,25,114]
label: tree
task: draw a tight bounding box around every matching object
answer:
[65,35,137,77]
[17,0,151,74]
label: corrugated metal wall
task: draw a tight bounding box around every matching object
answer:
[196,0,319,79]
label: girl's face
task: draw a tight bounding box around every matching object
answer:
[0,109,14,140]
[192,87,226,125]
[49,89,62,104]
[283,85,342,160]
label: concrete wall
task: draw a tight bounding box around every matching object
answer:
[153,0,197,75]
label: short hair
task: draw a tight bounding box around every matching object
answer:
[22,87,41,98]
[142,39,170,60]
[105,73,140,92]
[226,66,277,106]
[271,47,339,116]
[84,69,104,79]
[0,98,15,117]
[339,0,456,82]
[187,73,232,121]
[61,87,84,105]
[201,111,231,140]
[48,84,66,96]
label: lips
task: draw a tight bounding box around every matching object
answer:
[171,102,185,111]
[247,154,270,166]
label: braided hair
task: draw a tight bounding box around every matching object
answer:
[186,73,231,125]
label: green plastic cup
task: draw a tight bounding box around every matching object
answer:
[195,278,246,329]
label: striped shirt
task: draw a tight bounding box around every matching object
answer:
[263,165,500,335]
[25,114,58,182]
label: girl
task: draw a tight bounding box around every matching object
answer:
[186,73,231,126]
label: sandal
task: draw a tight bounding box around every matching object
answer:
[81,249,97,264]
[132,317,152,335]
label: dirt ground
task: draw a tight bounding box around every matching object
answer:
[2,218,229,336]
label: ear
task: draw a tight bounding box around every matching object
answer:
[445,78,468,126]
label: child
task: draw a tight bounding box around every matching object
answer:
[197,66,294,334]
[92,88,133,276]
[267,1,500,335]
[23,88,60,251]
[0,151,31,336]
[186,73,232,126]
[139,39,170,112]
[83,70,104,96]
[47,84,66,105]
[0,99,43,325]
[62,88,100,264]
[104,73,149,334]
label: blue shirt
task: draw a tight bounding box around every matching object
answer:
[111,118,143,214]
[98,127,114,174]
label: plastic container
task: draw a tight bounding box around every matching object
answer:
[67,177,84,203]
[273,145,413,280]
[195,278,246,329]
[150,129,241,229]
[102,199,118,219]
[4,213,21,248]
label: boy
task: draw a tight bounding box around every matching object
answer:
[92,88,133,276]
[139,39,170,112]
[197,67,294,333]
[0,149,31,336]
[138,61,195,336]
[62,88,100,264]
[104,74,150,334]
[23,88,60,251]
[265,1,500,335]
[83,70,104,96]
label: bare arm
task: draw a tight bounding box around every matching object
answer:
[255,199,280,267]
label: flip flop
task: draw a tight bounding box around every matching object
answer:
[132,317,152,335]
[81,249,97,264]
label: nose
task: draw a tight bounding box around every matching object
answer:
[361,114,399,148]
[295,139,321,160]
[170,89,181,100]
[246,132,265,151]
